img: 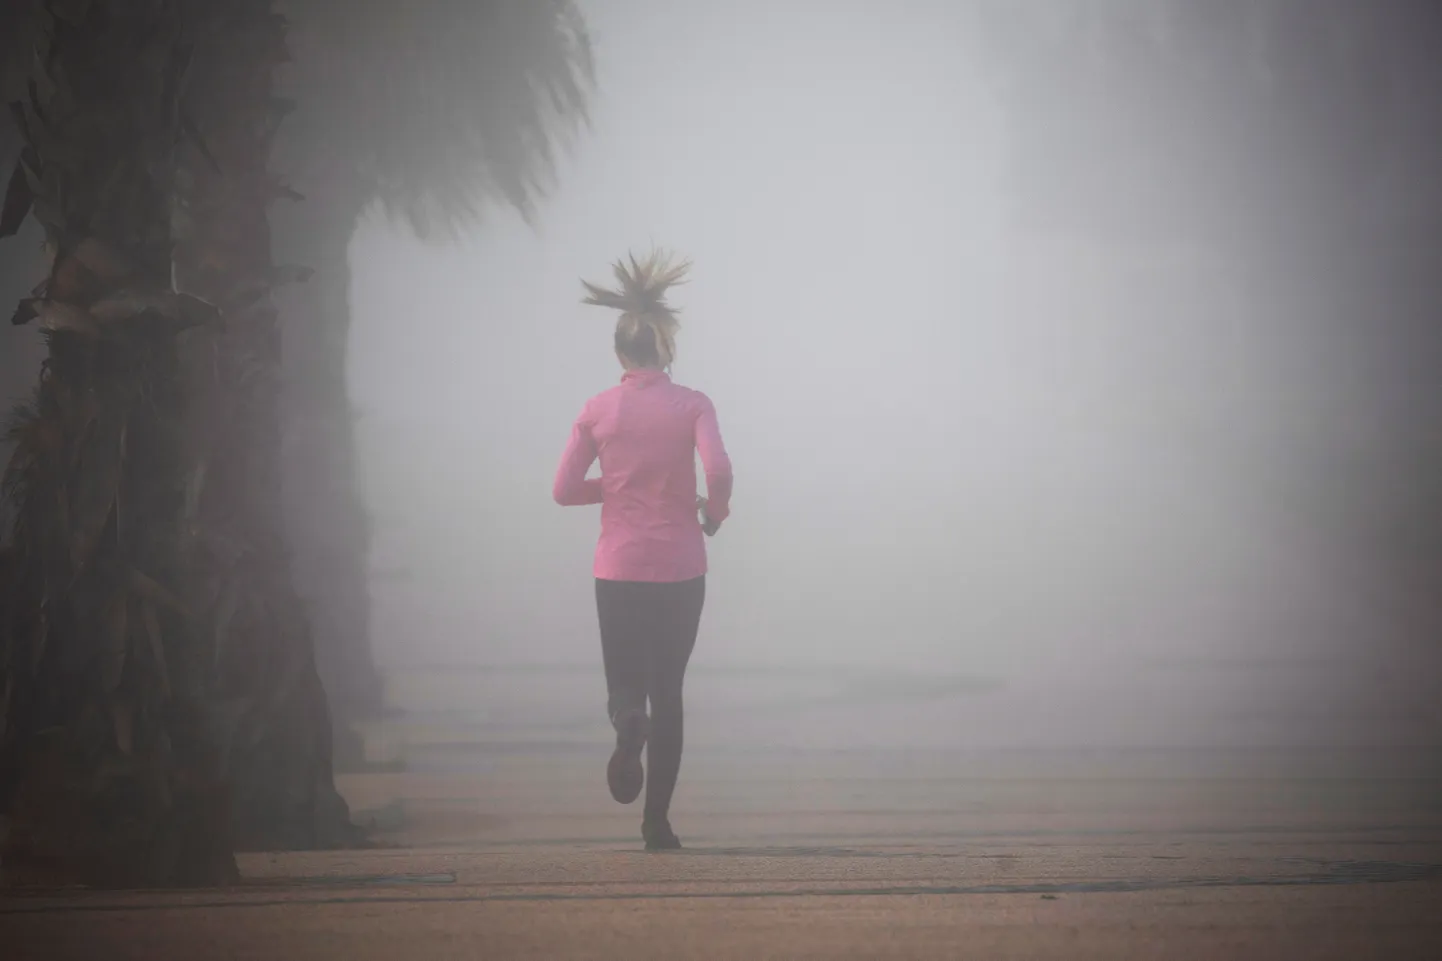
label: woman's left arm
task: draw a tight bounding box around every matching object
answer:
[552,406,604,506]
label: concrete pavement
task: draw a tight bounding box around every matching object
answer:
[5,840,1441,960]
[4,747,1442,959]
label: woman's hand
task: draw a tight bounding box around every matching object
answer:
[697,496,722,537]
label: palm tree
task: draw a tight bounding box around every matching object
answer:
[266,0,593,752]
[0,12,46,459]
[167,0,363,851]
[0,0,366,875]
[2,0,594,871]
[0,187,45,504]
[0,0,238,886]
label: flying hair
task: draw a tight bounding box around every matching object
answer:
[581,249,692,369]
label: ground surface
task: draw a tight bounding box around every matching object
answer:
[4,747,1441,959]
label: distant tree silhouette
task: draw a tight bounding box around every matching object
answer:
[973,0,1442,655]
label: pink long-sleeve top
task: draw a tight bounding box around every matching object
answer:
[553,368,733,582]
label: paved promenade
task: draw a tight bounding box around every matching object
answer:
[4,747,1441,959]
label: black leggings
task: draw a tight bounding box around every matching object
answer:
[595,576,705,821]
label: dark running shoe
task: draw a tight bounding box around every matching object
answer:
[607,708,649,804]
[642,817,682,851]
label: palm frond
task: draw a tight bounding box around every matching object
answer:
[282,0,594,240]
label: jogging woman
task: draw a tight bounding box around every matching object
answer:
[552,251,733,851]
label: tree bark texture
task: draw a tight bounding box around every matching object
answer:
[173,0,359,850]
[0,0,237,887]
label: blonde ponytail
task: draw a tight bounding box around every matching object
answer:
[581,249,691,369]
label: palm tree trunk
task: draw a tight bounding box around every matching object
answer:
[0,0,236,887]
[173,1,359,850]
[0,236,45,498]
[1,129,46,504]
[270,177,382,765]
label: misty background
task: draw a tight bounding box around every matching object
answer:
[344,0,1438,755]
[6,0,1439,758]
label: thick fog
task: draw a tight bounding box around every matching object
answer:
[322,2,1434,754]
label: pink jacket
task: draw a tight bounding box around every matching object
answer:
[553,368,733,582]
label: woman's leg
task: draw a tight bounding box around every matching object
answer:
[596,579,650,803]
[643,576,706,830]
[595,579,647,723]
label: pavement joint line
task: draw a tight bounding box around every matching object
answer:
[351,824,1442,850]
[3,864,1441,915]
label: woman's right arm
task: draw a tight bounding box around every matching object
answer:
[552,405,603,506]
[695,394,733,524]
